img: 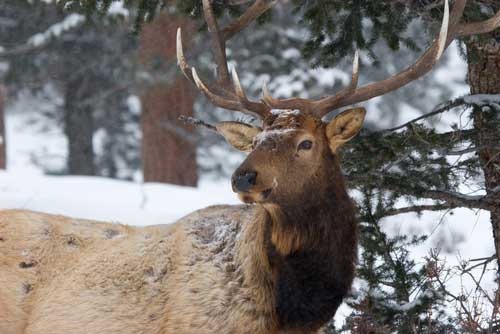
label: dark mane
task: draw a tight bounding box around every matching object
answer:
[265,154,358,332]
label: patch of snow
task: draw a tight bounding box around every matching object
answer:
[282,48,300,60]
[108,1,129,17]
[383,290,436,312]
[463,94,500,105]
[0,171,239,226]
[253,128,296,147]
[126,95,142,115]
[270,109,301,116]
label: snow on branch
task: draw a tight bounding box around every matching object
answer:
[0,13,86,59]
[381,290,438,312]
[27,13,85,47]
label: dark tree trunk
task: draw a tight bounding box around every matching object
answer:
[466,37,500,272]
[64,79,95,176]
[139,15,198,187]
[0,86,6,170]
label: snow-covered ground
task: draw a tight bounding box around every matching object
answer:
[0,171,239,225]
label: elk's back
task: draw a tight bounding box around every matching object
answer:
[0,205,257,334]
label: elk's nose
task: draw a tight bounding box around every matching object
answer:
[232,171,257,192]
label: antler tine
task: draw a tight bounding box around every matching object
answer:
[192,68,243,111]
[262,83,315,112]
[176,28,194,83]
[311,0,452,115]
[202,0,231,85]
[311,50,359,118]
[231,67,271,118]
[178,26,242,112]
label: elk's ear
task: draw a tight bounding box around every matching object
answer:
[216,121,262,152]
[325,107,366,153]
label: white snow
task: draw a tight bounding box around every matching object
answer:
[270,109,301,116]
[463,94,500,107]
[0,171,238,225]
[254,128,296,146]
[126,95,142,115]
[108,1,130,17]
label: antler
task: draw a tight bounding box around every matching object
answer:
[262,0,451,118]
[307,0,454,118]
[262,0,500,119]
[177,0,274,120]
[179,0,500,120]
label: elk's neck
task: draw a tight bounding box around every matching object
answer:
[265,164,356,256]
[263,164,358,331]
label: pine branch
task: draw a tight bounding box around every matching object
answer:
[380,94,500,134]
[0,43,47,59]
[382,184,494,210]
[382,203,458,217]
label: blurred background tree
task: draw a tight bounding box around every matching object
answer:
[0,0,139,178]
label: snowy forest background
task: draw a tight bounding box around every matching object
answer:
[1,0,499,332]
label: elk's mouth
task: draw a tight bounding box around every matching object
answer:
[237,187,273,204]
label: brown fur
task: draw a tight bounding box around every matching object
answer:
[0,111,362,334]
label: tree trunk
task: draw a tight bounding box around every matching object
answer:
[139,15,198,187]
[0,86,6,170]
[466,37,500,272]
[64,79,95,176]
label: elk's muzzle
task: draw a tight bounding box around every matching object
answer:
[232,171,257,193]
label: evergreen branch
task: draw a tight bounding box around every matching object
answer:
[410,189,491,210]
[380,94,500,134]
[442,145,500,156]
[380,98,466,133]
[0,43,47,59]
[376,182,493,210]
[382,203,459,217]
[0,14,85,59]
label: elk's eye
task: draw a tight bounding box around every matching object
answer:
[298,140,313,150]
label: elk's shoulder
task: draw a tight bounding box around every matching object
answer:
[178,204,256,245]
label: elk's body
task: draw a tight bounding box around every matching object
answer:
[0,152,356,334]
[2,0,497,332]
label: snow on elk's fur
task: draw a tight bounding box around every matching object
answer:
[0,0,467,332]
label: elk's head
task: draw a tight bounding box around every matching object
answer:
[177,0,451,204]
[223,108,365,204]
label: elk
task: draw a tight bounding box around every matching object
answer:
[1,0,499,333]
